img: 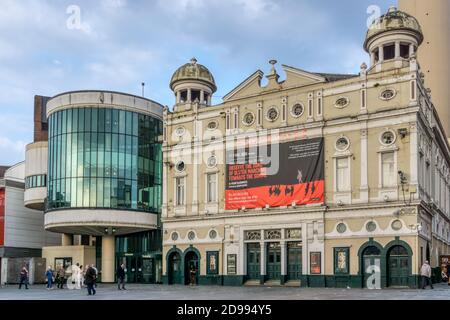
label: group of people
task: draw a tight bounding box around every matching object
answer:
[420,260,450,289]
[18,263,99,295]
[18,263,128,295]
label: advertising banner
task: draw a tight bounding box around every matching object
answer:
[225,137,324,210]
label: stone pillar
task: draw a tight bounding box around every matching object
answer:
[62,234,73,246]
[187,89,192,103]
[395,41,401,58]
[200,90,205,104]
[280,241,287,284]
[207,94,212,106]
[371,51,376,65]
[260,241,266,284]
[176,91,181,104]
[101,235,115,283]
[409,43,415,57]
[379,46,384,62]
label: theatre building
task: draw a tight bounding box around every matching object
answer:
[23,91,164,284]
[161,8,450,288]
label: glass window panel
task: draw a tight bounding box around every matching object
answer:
[119,110,126,134]
[90,178,97,207]
[78,108,84,132]
[112,109,119,133]
[71,133,77,178]
[91,133,98,177]
[91,108,98,132]
[132,113,138,136]
[77,178,83,207]
[61,110,67,135]
[72,108,78,132]
[66,133,72,178]
[382,152,395,187]
[84,108,91,132]
[83,178,90,208]
[97,178,104,208]
[126,111,132,136]
[105,108,112,133]
[66,109,72,133]
[98,108,105,133]
[104,178,111,208]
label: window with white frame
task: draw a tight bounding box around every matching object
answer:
[381,152,395,187]
[336,157,350,192]
[175,177,185,206]
[207,173,217,203]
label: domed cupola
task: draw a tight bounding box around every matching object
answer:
[170,58,217,107]
[364,6,423,68]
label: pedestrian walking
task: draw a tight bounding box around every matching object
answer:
[420,260,434,289]
[85,265,97,296]
[91,264,98,288]
[117,263,126,290]
[189,266,197,286]
[45,266,54,290]
[18,267,29,290]
[56,266,65,289]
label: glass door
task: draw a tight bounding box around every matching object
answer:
[287,242,302,281]
[266,243,281,280]
[247,243,260,280]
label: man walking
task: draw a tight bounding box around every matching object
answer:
[117,263,126,290]
[91,264,98,288]
[85,265,96,296]
[420,260,434,289]
[18,266,29,290]
[56,265,65,289]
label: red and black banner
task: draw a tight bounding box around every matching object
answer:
[225,138,324,210]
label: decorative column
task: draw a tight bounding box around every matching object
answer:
[187,89,192,103]
[62,234,73,246]
[176,91,181,104]
[101,235,115,283]
[409,43,415,58]
[200,90,205,104]
[280,241,287,285]
[395,41,401,59]
[379,46,384,62]
[370,51,376,66]
[260,240,266,284]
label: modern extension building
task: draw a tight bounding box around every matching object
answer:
[161,7,450,288]
[24,91,165,284]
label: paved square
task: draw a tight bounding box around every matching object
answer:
[0,283,449,300]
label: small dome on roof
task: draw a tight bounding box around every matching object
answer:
[364,7,423,52]
[170,58,217,93]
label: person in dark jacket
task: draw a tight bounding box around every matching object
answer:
[446,261,450,285]
[117,264,126,290]
[18,267,29,290]
[84,265,96,296]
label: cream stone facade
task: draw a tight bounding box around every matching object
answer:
[161,8,450,288]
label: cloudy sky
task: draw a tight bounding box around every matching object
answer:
[0,0,395,165]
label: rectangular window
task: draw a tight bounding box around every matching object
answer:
[207,173,217,203]
[361,89,366,109]
[334,247,350,274]
[257,108,262,126]
[226,114,230,130]
[308,99,313,118]
[382,152,395,187]
[336,158,350,192]
[317,97,322,116]
[234,112,238,130]
[310,252,321,274]
[176,177,185,206]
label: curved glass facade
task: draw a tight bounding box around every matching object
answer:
[47,107,162,213]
